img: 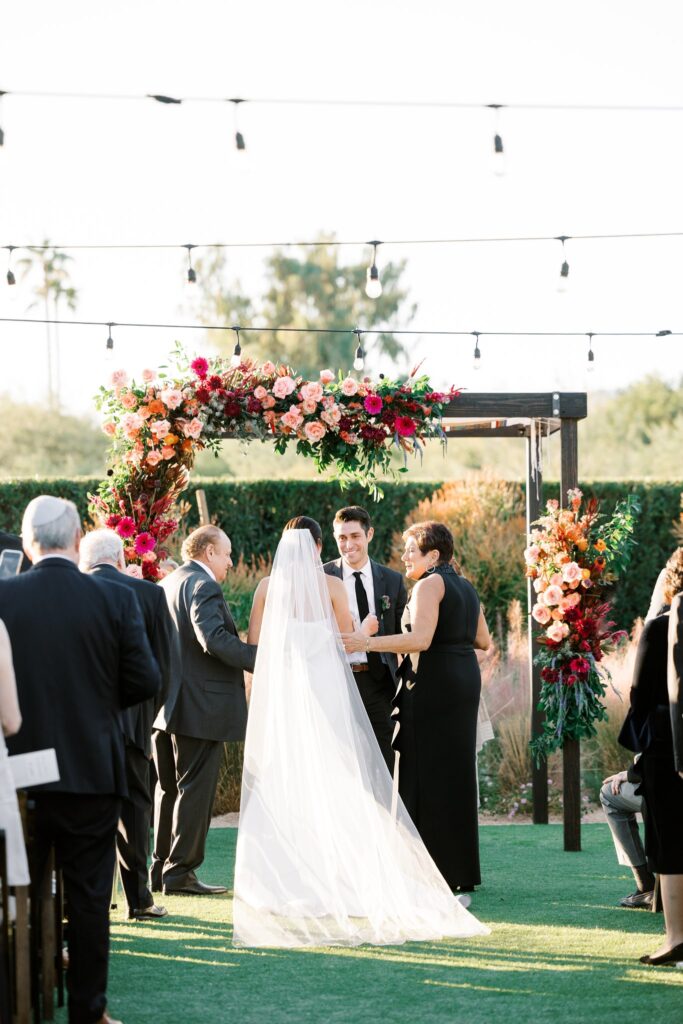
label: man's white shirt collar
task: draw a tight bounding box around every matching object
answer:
[191,558,217,582]
[341,558,372,581]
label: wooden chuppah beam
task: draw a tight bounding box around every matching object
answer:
[560,417,582,852]
[527,428,548,824]
[441,393,587,420]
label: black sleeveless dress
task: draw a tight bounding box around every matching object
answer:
[397,564,482,890]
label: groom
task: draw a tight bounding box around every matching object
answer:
[324,505,407,769]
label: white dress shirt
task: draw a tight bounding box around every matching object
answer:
[342,559,375,665]
[191,558,217,582]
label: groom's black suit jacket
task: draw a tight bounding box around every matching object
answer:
[89,562,177,756]
[323,557,407,685]
[0,557,160,795]
[155,561,257,743]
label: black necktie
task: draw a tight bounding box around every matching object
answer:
[353,571,384,679]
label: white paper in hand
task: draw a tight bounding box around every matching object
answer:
[8,748,60,788]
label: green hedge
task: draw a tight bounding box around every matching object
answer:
[1,477,681,627]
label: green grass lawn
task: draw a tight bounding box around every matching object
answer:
[71,824,682,1024]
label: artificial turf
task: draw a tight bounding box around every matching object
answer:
[66,824,683,1023]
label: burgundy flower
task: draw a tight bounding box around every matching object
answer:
[116,517,136,539]
[395,416,417,437]
[363,394,383,415]
[105,514,121,529]
[224,400,242,418]
[195,386,211,405]
[569,656,591,676]
[190,357,209,379]
[134,532,156,555]
[208,375,223,391]
[246,396,262,414]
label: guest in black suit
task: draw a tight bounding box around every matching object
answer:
[80,528,177,922]
[0,496,160,1024]
[0,528,31,573]
[324,506,407,771]
[155,525,256,896]
[344,521,491,892]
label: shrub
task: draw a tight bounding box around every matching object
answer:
[221,554,272,634]
[213,742,244,814]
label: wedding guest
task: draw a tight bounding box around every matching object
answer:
[599,759,655,908]
[80,528,177,922]
[324,506,407,770]
[344,520,490,892]
[645,547,683,622]
[0,528,31,573]
[0,495,160,1024]
[155,525,256,896]
[0,618,30,887]
[619,548,683,964]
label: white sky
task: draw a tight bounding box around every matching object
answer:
[1,0,683,416]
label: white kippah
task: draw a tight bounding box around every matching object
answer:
[24,495,70,527]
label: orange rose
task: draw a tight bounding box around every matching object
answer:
[594,538,607,552]
[147,399,165,415]
[164,434,179,445]
[576,538,588,552]
[180,439,193,452]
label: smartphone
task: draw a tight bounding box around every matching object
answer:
[0,549,23,578]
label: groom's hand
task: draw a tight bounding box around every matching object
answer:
[360,613,379,637]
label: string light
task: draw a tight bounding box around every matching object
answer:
[230,99,246,151]
[230,326,242,366]
[472,331,481,370]
[587,333,595,372]
[105,323,114,360]
[353,329,364,371]
[489,104,505,176]
[365,241,382,298]
[0,91,5,146]
[5,246,16,286]
[557,236,570,292]
[183,244,197,285]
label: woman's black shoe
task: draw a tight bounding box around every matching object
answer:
[639,941,683,965]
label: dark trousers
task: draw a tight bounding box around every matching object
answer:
[150,729,176,889]
[162,734,224,887]
[117,744,153,911]
[354,667,395,772]
[29,793,120,1024]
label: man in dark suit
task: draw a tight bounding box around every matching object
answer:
[324,505,407,770]
[155,525,256,896]
[0,527,31,572]
[0,496,160,1024]
[80,528,177,922]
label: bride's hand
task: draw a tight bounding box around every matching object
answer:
[342,629,369,653]
[360,613,379,636]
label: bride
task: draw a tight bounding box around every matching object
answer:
[232,516,489,948]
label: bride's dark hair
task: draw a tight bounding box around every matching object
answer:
[283,516,323,546]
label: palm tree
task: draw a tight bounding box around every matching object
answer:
[18,242,78,409]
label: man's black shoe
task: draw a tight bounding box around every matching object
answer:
[163,880,228,896]
[128,903,169,920]
[620,889,654,909]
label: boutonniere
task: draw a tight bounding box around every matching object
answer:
[381,594,391,612]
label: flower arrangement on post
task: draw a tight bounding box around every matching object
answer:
[89,345,459,578]
[525,488,640,762]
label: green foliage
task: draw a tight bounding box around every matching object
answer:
[192,238,417,378]
[594,494,642,580]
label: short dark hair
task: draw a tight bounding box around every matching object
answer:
[283,516,323,546]
[333,506,372,534]
[402,521,454,565]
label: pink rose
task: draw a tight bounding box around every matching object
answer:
[301,399,317,415]
[301,381,324,403]
[145,450,163,467]
[319,369,335,384]
[272,376,296,399]
[542,585,564,607]
[120,412,144,438]
[254,385,268,400]
[150,419,171,439]
[183,417,203,439]
[125,564,144,579]
[532,604,551,624]
[141,368,156,383]
[550,573,564,587]
[304,420,327,442]
[102,421,117,436]
[533,578,547,593]
[562,561,583,584]
[109,369,128,387]
[120,392,138,410]
[261,361,277,376]
[280,405,303,431]
[321,405,341,426]
[161,446,176,460]
[546,499,559,512]
[561,592,582,610]
[160,388,183,410]
[546,621,570,643]
[340,377,358,397]
[261,395,276,409]
[524,544,540,565]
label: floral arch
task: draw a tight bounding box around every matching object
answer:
[89,345,458,579]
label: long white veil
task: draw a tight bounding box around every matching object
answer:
[232,529,488,947]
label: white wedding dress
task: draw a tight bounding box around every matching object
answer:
[232,530,489,947]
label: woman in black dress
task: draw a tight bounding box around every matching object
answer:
[619,549,683,965]
[343,521,490,891]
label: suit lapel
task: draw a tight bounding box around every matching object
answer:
[371,560,385,623]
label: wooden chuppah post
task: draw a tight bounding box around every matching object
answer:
[527,423,548,823]
[559,414,581,852]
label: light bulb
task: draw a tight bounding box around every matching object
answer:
[365,265,382,298]
[353,340,364,371]
[557,259,569,293]
[187,267,196,285]
[587,340,595,373]
[492,134,506,177]
[235,131,246,151]
[105,332,114,361]
[6,269,15,286]
[230,349,241,367]
[473,340,481,370]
